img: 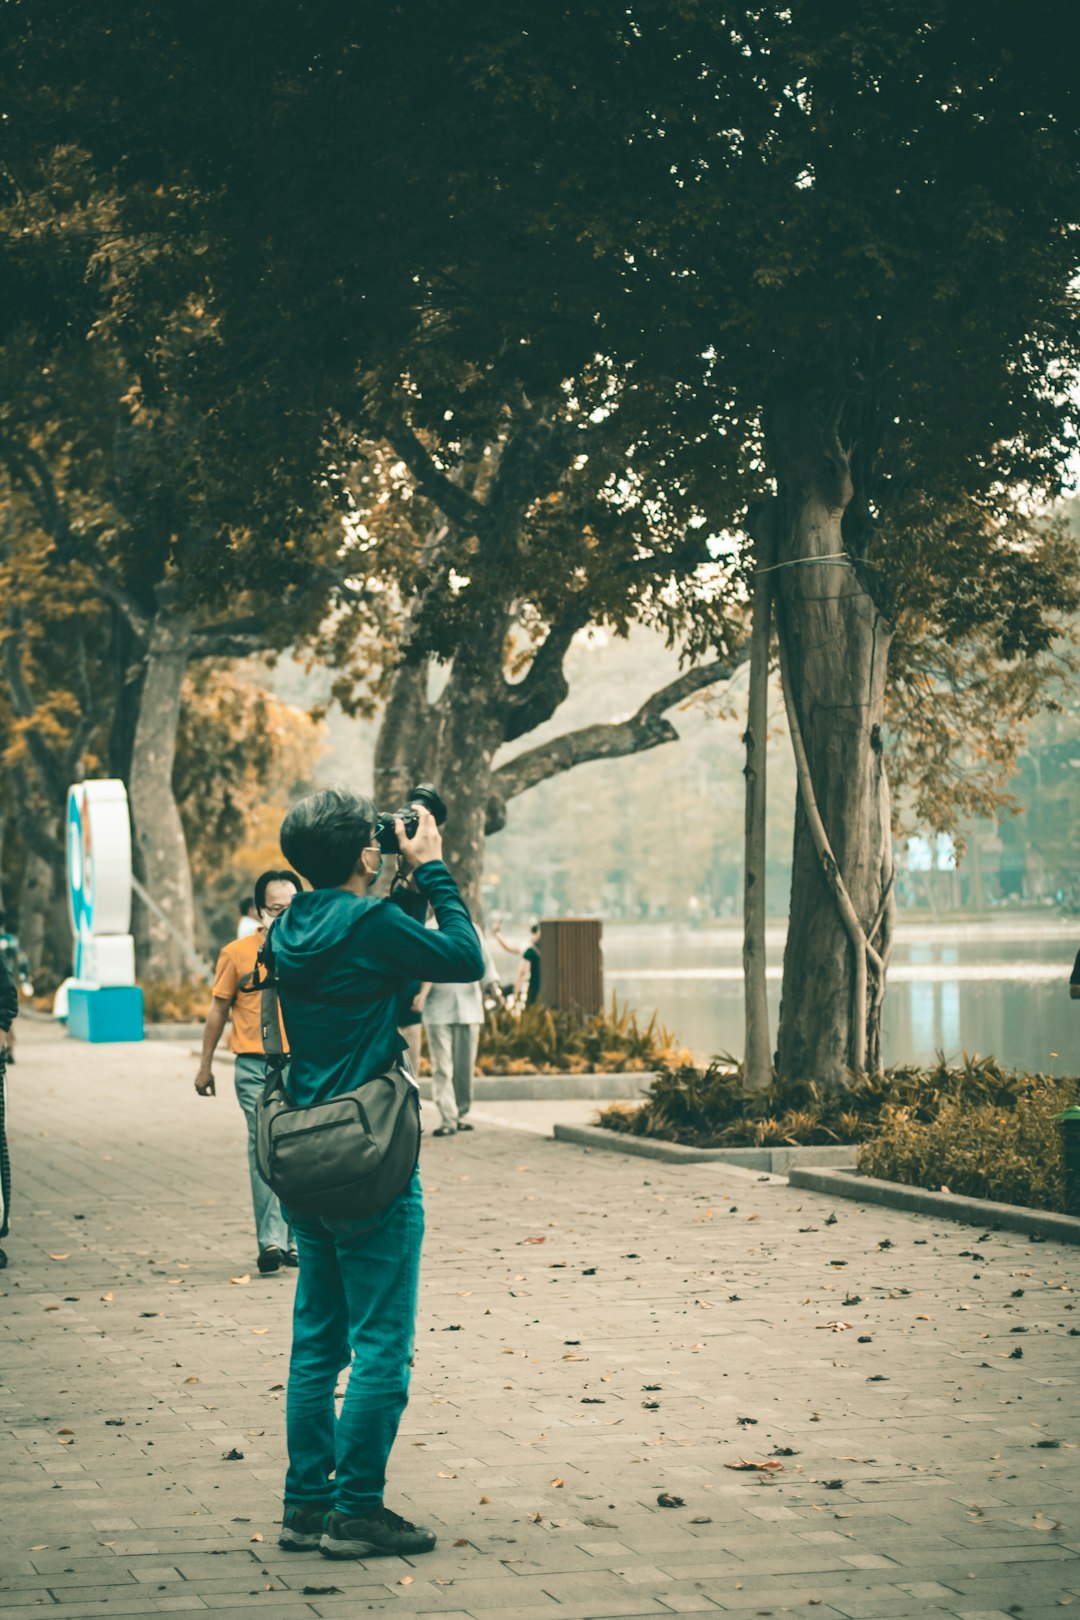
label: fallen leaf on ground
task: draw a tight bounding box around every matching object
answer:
[183,1376,199,1385]
[57,1428,74,1435]
[725,1459,784,1472]
[529,1512,543,1522]
[29,1545,48,1552]
[302,1587,342,1597]
[1033,1512,1062,1531]
[690,1516,712,1524]
[453,1537,471,1546]
[229,1275,251,1286]
[478,1495,490,1504]
[100,1292,113,1301]
[520,1237,546,1245]
[48,1253,71,1261]
[551,1478,564,1488]
[583,1517,616,1528]
[398,1576,413,1585]
[657,1492,684,1507]
[816,1321,855,1332]
[250,1532,263,1542]
[221,1448,244,1461]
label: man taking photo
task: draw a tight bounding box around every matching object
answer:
[271,787,482,1563]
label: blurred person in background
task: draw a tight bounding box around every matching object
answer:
[195,869,303,1273]
[0,945,18,1267]
[237,893,260,939]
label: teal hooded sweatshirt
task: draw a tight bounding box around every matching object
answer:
[269,860,483,1105]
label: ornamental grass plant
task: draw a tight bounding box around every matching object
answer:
[476,997,689,1075]
[595,1054,1079,1213]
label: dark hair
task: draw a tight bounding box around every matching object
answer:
[530,921,541,937]
[254,869,303,912]
[280,788,376,889]
[239,893,257,915]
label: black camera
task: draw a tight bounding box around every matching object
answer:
[373,782,448,855]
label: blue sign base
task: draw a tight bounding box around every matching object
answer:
[68,985,145,1044]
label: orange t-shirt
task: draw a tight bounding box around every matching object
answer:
[212,932,288,1055]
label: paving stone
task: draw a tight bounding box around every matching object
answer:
[0,1023,1078,1620]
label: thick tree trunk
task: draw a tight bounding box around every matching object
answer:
[128,596,199,982]
[372,658,431,813]
[19,843,70,984]
[742,526,774,1092]
[373,651,501,920]
[770,399,894,1084]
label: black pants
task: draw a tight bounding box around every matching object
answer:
[0,1057,10,1239]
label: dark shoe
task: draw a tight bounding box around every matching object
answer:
[320,1505,437,1559]
[457,1120,474,1131]
[279,1500,333,1550]
[257,1247,284,1274]
[282,1250,300,1268]
[431,1124,457,1137]
[0,1248,7,1269]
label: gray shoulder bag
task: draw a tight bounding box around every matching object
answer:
[251,936,421,1220]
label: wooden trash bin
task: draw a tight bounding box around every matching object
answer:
[538,918,603,1016]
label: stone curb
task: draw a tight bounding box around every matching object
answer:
[552,1120,856,1173]
[428,1071,656,1101]
[788,1165,1080,1245]
[180,1046,655,1100]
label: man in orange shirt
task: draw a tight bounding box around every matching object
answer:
[195,868,302,1273]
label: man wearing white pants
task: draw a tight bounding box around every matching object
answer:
[418,930,501,1137]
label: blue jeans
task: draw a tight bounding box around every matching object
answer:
[234,1056,291,1254]
[284,1169,424,1515]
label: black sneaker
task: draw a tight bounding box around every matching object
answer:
[320,1505,437,1559]
[258,1247,284,1274]
[279,1500,333,1550]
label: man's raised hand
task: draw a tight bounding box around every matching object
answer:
[396,805,443,870]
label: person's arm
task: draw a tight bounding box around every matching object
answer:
[194,997,231,1095]
[366,807,484,983]
[195,947,239,1096]
[413,981,433,1014]
[493,926,519,955]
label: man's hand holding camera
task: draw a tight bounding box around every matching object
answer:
[394,804,443,877]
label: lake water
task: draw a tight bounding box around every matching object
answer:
[591,918,1080,1075]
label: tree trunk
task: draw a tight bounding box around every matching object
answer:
[19,843,71,985]
[742,521,774,1092]
[770,398,894,1085]
[372,657,432,813]
[373,651,502,921]
[128,595,199,982]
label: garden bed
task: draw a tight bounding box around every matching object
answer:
[594,1056,1080,1215]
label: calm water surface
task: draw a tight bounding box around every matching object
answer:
[594,919,1080,1075]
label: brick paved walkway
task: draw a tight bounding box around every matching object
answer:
[1,1021,1078,1620]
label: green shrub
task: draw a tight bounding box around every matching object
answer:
[476,997,689,1075]
[857,1078,1077,1213]
[595,1053,1080,1195]
[140,978,211,1024]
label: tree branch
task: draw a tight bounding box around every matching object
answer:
[497,604,592,743]
[188,616,270,659]
[384,414,490,534]
[1,625,70,805]
[487,652,749,832]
